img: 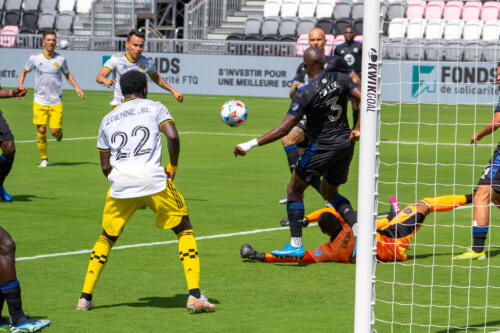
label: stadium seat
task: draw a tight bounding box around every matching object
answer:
[0,0,5,9]
[333,34,345,46]
[480,2,499,22]
[279,35,296,56]
[226,34,243,55]
[463,19,483,40]
[261,16,280,36]
[388,18,408,39]
[263,0,281,18]
[424,1,444,21]
[333,17,351,35]
[23,0,39,11]
[40,0,57,12]
[279,16,298,37]
[20,10,38,33]
[482,41,500,62]
[316,17,334,34]
[324,33,334,55]
[443,40,464,61]
[353,17,363,35]
[37,10,56,31]
[296,17,316,36]
[443,19,464,39]
[354,35,363,42]
[76,0,93,14]
[443,1,463,21]
[298,0,316,19]
[0,10,4,27]
[384,38,407,60]
[58,0,75,12]
[3,9,20,25]
[406,39,425,60]
[295,33,308,56]
[244,15,263,36]
[407,18,426,39]
[4,0,21,10]
[0,24,17,47]
[280,0,298,18]
[462,2,481,22]
[425,19,445,39]
[351,0,363,3]
[425,40,445,60]
[243,34,261,55]
[315,0,335,19]
[482,20,499,41]
[351,3,363,20]
[386,1,407,21]
[56,11,74,34]
[463,40,483,62]
[406,0,425,21]
[333,0,351,19]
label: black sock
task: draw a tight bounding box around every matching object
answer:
[0,154,14,188]
[189,288,201,298]
[287,201,304,238]
[472,226,488,253]
[352,109,359,128]
[80,292,92,301]
[331,194,357,228]
[284,145,300,172]
[0,280,25,326]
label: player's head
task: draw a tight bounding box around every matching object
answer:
[308,28,326,50]
[125,29,145,61]
[42,30,57,52]
[303,46,326,75]
[120,70,148,99]
[318,212,342,239]
[343,26,355,43]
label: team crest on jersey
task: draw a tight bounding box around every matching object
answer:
[404,208,413,214]
[313,249,323,257]
[291,102,300,111]
[53,62,59,67]
[140,65,146,71]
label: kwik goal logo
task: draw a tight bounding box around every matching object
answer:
[412,65,437,97]
[365,48,379,112]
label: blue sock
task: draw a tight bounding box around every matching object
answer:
[472,226,488,253]
[284,145,299,173]
[287,201,304,246]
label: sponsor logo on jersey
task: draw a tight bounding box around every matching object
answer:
[313,248,323,257]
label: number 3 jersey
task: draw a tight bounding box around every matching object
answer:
[97,98,173,199]
[287,71,359,150]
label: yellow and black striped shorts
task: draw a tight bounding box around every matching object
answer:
[102,180,188,236]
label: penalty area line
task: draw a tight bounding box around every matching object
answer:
[16,223,317,262]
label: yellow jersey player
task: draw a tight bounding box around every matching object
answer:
[18,30,84,168]
[76,70,215,313]
[96,29,183,108]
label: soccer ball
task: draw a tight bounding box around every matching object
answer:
[220,100,248,127]
[59,39,69,49]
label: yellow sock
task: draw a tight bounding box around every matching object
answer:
[422,194,468,212]
[178,230,200,291]
[36,132,47,160]
[82,235,114,295]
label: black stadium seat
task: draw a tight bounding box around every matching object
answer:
[334,18,351,36]
[353,18,363,36]
[3,9,20,25]
[37,10,55,31]
[20,10,38,33]
[317,17,334,35]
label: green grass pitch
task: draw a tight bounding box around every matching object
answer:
[0,89,498,332]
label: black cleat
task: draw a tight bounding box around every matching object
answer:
[56,132,63,142]
[240,244,265,260]
[280,217,289,227]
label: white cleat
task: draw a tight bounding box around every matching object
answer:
[76,297,95,311]
[38,159,48,168]
[186,294,215,313]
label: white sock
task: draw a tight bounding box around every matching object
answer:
[291,237,302,248]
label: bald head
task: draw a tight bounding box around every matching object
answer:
[308,28,326,50]
[303,46,326,78]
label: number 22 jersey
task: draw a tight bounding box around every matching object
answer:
[97,98,173,199]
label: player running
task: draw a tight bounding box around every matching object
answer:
[96,29,183,108]
[241,194,472,263]
[454,62,500,260]
[281,27,360,205]
[76,70,214,313]
[234,47,360,258]
[18,30,85,168]
[334,26,362,127]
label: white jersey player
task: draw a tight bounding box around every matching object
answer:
[96,29,183,107]
[18,30,84,168]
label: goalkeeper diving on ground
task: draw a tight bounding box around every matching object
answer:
[240,193,472,263]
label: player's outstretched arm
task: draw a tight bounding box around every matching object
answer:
[234,115,299,157]
[99,151,112,177]
[150,73,183,103]
[471,112,500,144]
[0,88,27,99]
[65,73,85,100]
[96,67,115,88]
[17,69,27,90]
[161,121,180,180]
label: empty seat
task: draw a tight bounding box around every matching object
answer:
[279,16,298,37]
[407,18,426,39]
[317,17,334,34]
[315,0,334,19]
[443,1,463,21]
[384,39,407,60]
[406,39,425,60]
[443,40,464,61]
[263,0,281,18]
[280,0,298,18]
[37,10,55,31]
[244,15,263,36]
[354,35,363,42]
[23,0,39,11]
[76,0,93,14]
[4,0,21,10]
[444,19,464,39]
[56,11,74,33]
[298,0,316,19]
[0,25,17,47]
[425,40,445,60]
[262,16,280,36]
[388,18,408,39]
[482,41,499,62]
[324,33,334,55]
[406,0,425,21]
[20,10,38,33]
[0,0,5,9]
[333,0,351,19]
[0,10,4,26]
[296,17,316,36]
[334,34,345,45]
[481,2,499,22]
[295,33,308,56]
[463,19,483,40]
[58,0,75,12]
[482,20,500,41]
[351,3,363,20]
[425,19,445,39]
[424,1,444,21]
[386,1,407,21]
[463,40,483,62]
[334,18,351,35]
[3,9,20,25]
[353,17,363,35]
[462,1,481,22]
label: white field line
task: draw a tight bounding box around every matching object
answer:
[16,223,317,262]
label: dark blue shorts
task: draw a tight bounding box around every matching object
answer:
[0,111,14,143]
[478,143,500,193]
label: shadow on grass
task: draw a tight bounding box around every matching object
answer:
[49,161,97,167]
[9,194,53,202]
[241,259,313,267]
[411,248,500,260]
[96,294,220,310]
[436,320,500,333]
[184,198,208,202]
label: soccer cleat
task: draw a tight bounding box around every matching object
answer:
[0,187,12,202]
[38,159,48,168]
[389,196,400,215]
[453,248,487,261]
[280,217,289,227]
[9,319,51,332]
[56,132,63,142]
[76,297,95,311]
[240,244,265,260]
[271,243,305,258]
[186,294,215,313]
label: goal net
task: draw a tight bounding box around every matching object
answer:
[355,1,500,332]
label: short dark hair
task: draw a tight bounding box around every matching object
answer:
[42,30,56,39]
[120,70,147,96]
[127,29,145,41]
[318,212,342,239]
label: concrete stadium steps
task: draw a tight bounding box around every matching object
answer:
[207,0,264,40]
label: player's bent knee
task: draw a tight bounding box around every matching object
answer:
[37,126,46,134]
[101,230,119,243]
[1,141,15,156]
[50,129,61,137]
